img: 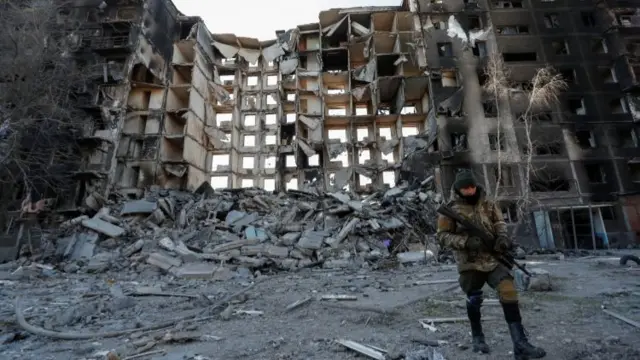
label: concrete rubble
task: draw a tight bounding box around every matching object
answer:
[39,178,443,277]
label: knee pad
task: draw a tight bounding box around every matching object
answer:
[466,290,484,307]
[497,279,518,303]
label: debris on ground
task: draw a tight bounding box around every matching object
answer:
[9,177,444,275]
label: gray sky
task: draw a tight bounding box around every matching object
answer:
[172,0,401,40]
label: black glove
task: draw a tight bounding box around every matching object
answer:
[494,235,512,253]
[465,236,485,252]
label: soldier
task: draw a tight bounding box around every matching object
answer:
[436,170,546,360]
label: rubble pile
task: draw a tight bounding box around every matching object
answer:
[45,178,443,277]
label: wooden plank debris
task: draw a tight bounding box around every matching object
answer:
[336,339,386,360]
[320,294,358,301]
[603,309,640,329]
[285,297,313,312]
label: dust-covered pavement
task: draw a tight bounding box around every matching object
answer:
[1,253,639,360]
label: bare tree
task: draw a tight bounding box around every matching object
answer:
[482,52,567,231]
[0,0,86,224]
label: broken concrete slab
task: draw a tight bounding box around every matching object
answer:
[81,218,125,238]
[297,230,325,250]
[121,200,157,215]
[147,252,182,271]
[174,263,217,279]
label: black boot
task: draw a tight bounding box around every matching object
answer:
[466,300,490,353]
[502,302,546,360]
[508,322,546,359]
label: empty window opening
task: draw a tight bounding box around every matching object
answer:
[591,38,608,54]
[267,61,274,67]
[328,108,347,116]
[267,75,278,86]
[575,130,597,149]
[585,164,606,184]
[212,154,230,170]
[266,114,277,125]
[308,154,319,166]
[383,171,396,187]
[359,149,370,164]
[249,60,259,68]
[581,11,596,27]
[402,126,419,136]
[286,113,296,123]
[437,42,453,57]
[210,176,228,189]
[244,95,257,107]
[327,86,346,95]
[488,133,506,151]
[263,178,275,191]
[265,134,277,145]
[286,178,298,190]
[242,157,255,169]
[560,69,576,83]
[618,129,639,148]
[629,164,640,182]
[503,52,537,62]
[286,93,296,102]
[379,127,392,140]
[568,98,587,115]
[432,20,447,30]
[335,151,348,167]
[265,156,276,168]
[544,13,560,28]
[618,14,636,27]
[222,58,235,65]
[441,71,458,86]
[247,76,258,86]
[359,175,372,187]
[473,41,487,57]
[220,75,234,85]
[610,98,628,114]
[244,115,256,127]
[241,179,254,188]
[497,26,529,35]
[451,132,468,151]
[532,143,562,155]
[501,203,518,223]
[357,128,369,141]
[243,135,256,147]
[495,166,514,187]
[328,129,348,142]
[286,155,296,167]
[266,95,277,105]
[216,113,232,126]
[382,151,395,164]
[483,100,498,117]
[356,106,369,115]
[468,16,482,30]
[529,171,570,192]
[493,1,523,8]
[401,106,417,114]
[600,67,617,83]
[552,40,570,55]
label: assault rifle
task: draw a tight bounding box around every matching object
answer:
[437,205,531,277]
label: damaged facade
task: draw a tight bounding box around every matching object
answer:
[2,0,640,251]
[411,0,640,248]
[63,0,430,198]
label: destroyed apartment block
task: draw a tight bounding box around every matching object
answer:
[1,0,640,261]
[409,0,640,249]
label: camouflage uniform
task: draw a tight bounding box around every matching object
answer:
[436,170,546,359]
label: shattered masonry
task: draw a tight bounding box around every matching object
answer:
[10,0,640,249]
